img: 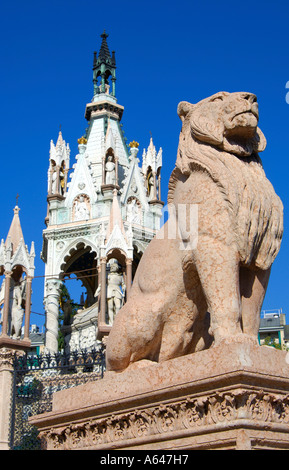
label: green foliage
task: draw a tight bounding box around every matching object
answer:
[263,336,282,350]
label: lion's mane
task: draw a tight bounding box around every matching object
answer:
[168,93,283,270]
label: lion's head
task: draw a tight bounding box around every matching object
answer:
[177,92,266,158]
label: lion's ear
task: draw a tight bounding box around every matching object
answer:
[255,127,267,153]
[177,101,194,122]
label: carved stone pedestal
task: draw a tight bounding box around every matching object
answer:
[30,342,289,450]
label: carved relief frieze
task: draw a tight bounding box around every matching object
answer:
[39,389,289,450]
[129,410,153,439]
[44,224,100,241]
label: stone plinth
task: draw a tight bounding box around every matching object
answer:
[0,337,31,351]
[30,342,289,450]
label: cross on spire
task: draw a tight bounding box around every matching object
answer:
[98,30,110,62]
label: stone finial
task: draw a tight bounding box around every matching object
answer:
[5,206,24,255]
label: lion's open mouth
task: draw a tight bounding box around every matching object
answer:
[225,108,259,141]
[234,101,259,120]
[234,109,259,120]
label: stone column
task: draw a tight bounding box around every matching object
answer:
[126,259,132,299]
[55,166,60,194]
[101,74,106,93]
[153,171,157,200]
[63,168,69,194]
[48,168,54,195]
[99,258,107,325]
[111,76,116,97]
[102,156,105,186]
[158,173,161,201]
[44,279,62,353]
[1,272,12,337]
[23,276,32,342]
[115,156,119,187]
[0,349,14,449]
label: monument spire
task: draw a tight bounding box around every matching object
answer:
[0,203,35,348]
[43,33,163,353]
[98,30,111,62]
[5,204,24,254]
[93,31,116,97]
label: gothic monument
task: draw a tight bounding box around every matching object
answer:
[41,32,163,353]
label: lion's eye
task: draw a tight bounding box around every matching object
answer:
[212,96,224,102]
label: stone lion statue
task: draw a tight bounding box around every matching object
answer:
[106,91,283,372]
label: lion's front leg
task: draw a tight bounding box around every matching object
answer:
[240,266,271,341]
[176,171,243,344]
[192,236,243,345]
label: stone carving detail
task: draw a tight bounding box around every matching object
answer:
[105,155,116,185]
[10,280,26,339]
[126,197,141,224]
[0,348,15,370]
[106,92,284,372]
[209,393,237,423]
[39,390,289,450]
[0,278,26,339]
[73,195,90,221]
[181,398,206,428]
[129,411,152,438]
[95,259,126,325]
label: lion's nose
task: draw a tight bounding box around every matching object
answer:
[240,92,257,104]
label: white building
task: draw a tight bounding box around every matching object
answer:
[41,32,164,353]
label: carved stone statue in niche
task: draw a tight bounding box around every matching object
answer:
[95,259,126,325]
[74,195,90,221]
[146,171,155,200]
[126,198,141,224]
[10,279,26,339]
[51,167,57,194]
[106,91,284,372]
[0,277,26,339]
[51,165,64,195]
[105,155,116,185]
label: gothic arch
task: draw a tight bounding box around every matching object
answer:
[106,147,115,158]
[59,240,98,309]
[58,238,98,274]
[106,247,127,266]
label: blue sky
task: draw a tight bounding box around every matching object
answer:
[1,0,289,327]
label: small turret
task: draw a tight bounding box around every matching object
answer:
[48,130,70,197]
[0,203,35,348]
[142,137,163,203]
[93,30,117,97]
